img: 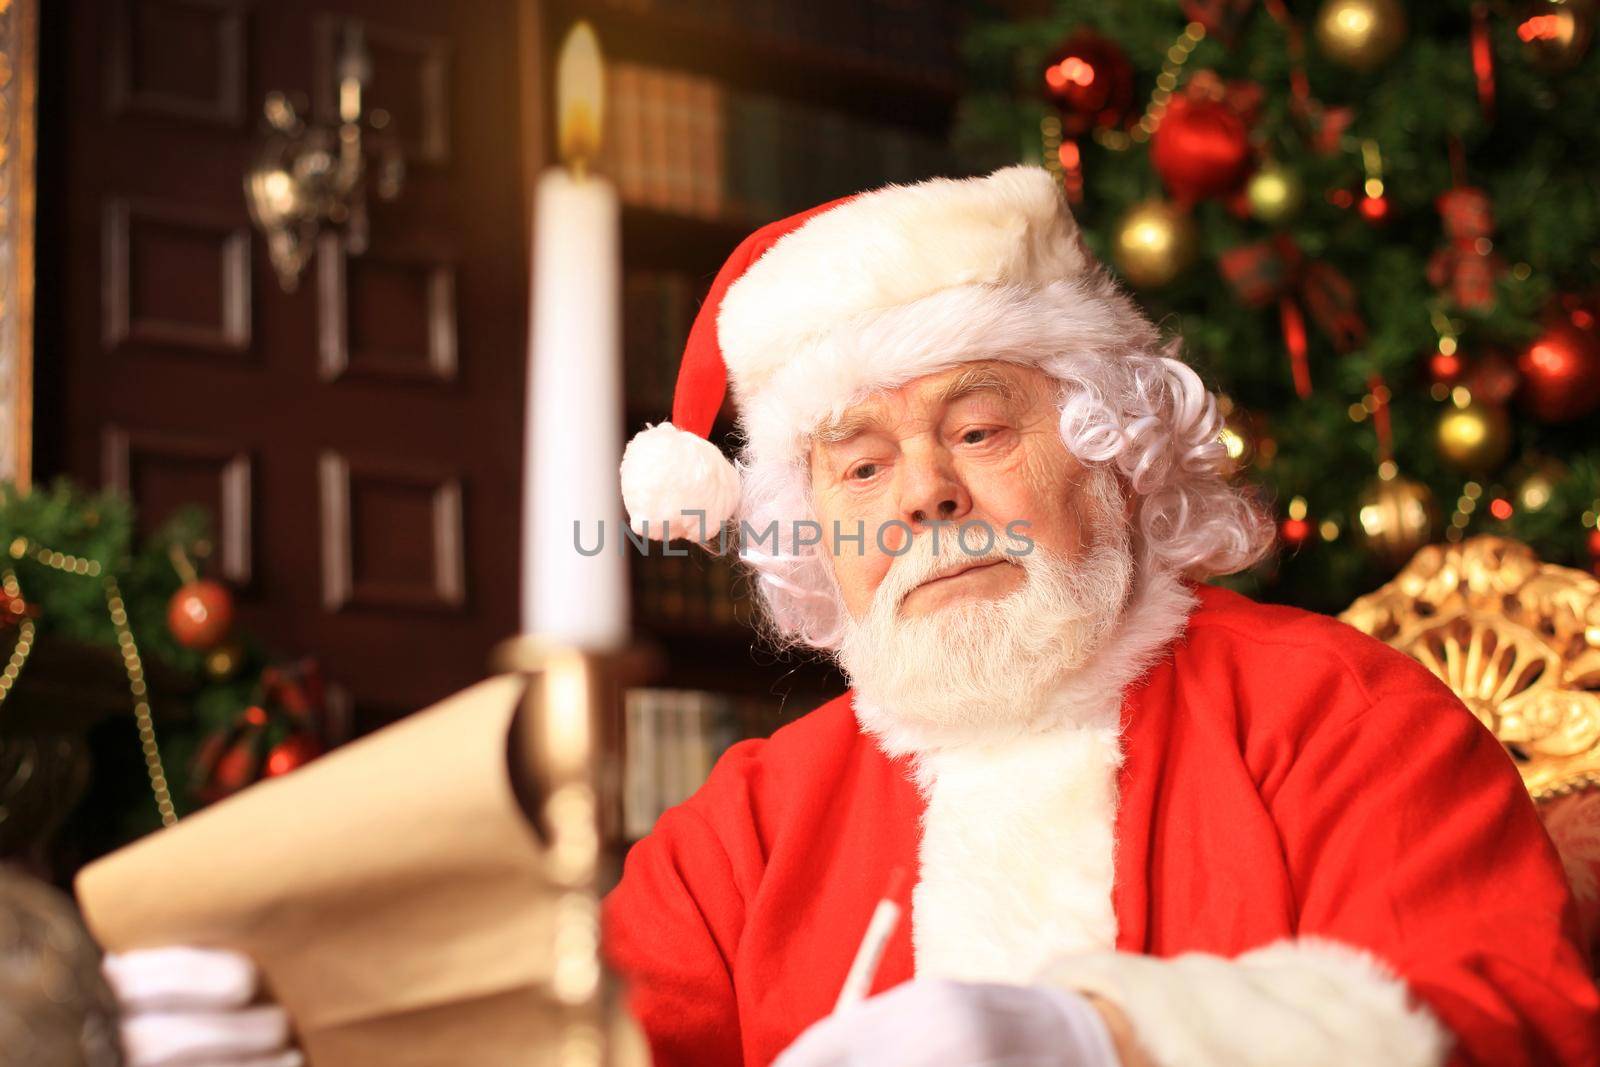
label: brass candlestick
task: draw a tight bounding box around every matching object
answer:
[492,637,649,1067]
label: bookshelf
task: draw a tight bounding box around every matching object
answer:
[550,0,962,132]
[541,0,969,824]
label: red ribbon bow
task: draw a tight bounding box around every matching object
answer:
[1218,235,1367,398]
[1181,0,1258,42]
[1427,186,1502,312]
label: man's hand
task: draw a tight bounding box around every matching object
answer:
[101,946,302,1067]
[772,977,1125,1066]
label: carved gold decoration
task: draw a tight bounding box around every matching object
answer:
[0,0,35,486]
[1341,536,1600,800]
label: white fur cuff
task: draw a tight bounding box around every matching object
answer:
[1034,938,1449,1067]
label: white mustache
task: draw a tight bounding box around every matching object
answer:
[873,534,1015,610]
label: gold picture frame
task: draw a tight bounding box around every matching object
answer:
[0,0,36,488]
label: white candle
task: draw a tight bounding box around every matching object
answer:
[522,164,627,646]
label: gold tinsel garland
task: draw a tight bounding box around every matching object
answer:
[3,536,177,827]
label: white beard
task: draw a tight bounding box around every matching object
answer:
[837,473,1136,757]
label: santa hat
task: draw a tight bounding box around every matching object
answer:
[619,164,1102,540]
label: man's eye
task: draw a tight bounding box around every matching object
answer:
[848,463,879,481]
[961,428,993,445]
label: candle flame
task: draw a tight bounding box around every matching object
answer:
[557,21,605,175]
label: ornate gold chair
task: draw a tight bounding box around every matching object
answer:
[1340,535,1600,952]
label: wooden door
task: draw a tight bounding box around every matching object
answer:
[41,0,538,727]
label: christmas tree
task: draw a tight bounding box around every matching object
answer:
[954,0,1600,611]
[0,480,336,861]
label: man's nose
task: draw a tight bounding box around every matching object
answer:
[898,447,972,529]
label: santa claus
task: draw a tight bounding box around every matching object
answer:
[99,165,1598,1067]
[603,164,1600,1067]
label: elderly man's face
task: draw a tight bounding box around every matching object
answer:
[809,361,1110,620]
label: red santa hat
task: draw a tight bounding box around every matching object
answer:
[619,164,1100,540]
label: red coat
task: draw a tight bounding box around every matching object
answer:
[603,582,1600,1066]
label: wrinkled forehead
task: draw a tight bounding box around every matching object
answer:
[812,361,1053,447]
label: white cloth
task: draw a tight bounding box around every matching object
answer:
[102,946,302,1067]
[772,978,1122,1067]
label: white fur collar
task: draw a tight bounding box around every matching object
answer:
[912,721,1124,981]
[884,568,1198,982]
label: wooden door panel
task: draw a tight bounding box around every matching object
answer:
[106,0,249,126]
[317,451,466,613]
[50,0,533,727]
[315,234,459,384]
[101,425,255,585]
[102,197,253,354]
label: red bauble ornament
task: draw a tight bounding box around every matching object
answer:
[1041,30,1135,136]
[1517,314,1600,423]
[1279,516,1315,549]
[0,588,34,629]
[1428,349,1464,384]
[1151,95,1253,203]
[215,740,257,789]
[1358,194,1391,224]
[167,579,235,650]
[265,733,323,777]
[195,734,261,804]
[1465,351,1523,406]
[1518,0,1594,72]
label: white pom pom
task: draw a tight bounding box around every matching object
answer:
[619,423,740,542]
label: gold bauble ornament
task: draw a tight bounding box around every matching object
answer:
[1435,395,1512,473]
[1112,199,1197,289]
[1216,394,1263,472]
[1514,458,1567,512]
[204,640,246,681]
[1315,0,1407,71]
[1219,415,1253,471]
[1246,163,1304,224]
[1356,473,1437,564]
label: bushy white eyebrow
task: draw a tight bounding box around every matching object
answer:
[812,367,1023,446]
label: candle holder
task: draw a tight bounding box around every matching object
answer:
[490,636,650,1067]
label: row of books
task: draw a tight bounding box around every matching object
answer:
[623,688,741,838]
[602,60,955,226]
[631,546,754,631]
[623,269,702,416]
[594,0,963,82]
